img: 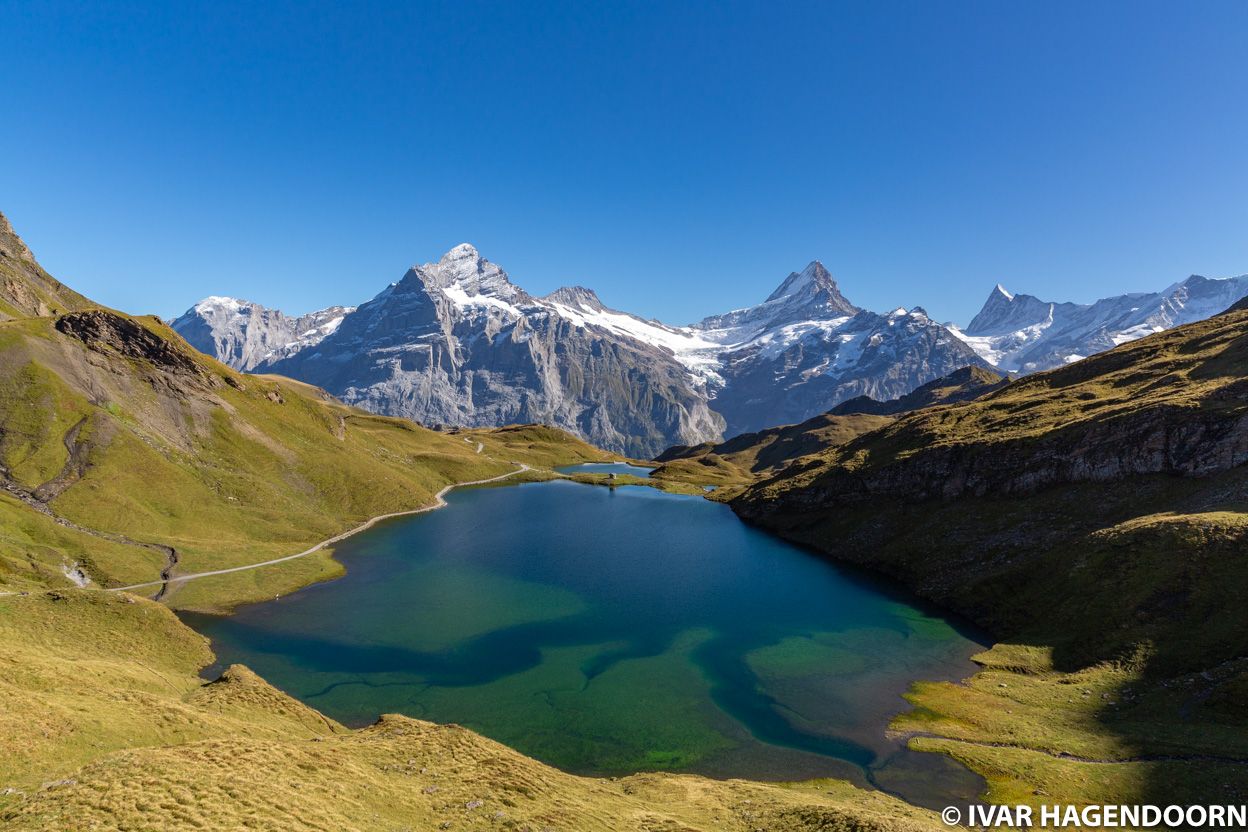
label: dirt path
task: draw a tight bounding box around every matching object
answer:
[107,463,530,595]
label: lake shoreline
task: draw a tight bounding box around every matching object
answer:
[183,473,991,809]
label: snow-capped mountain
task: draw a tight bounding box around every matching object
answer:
[173,248,988,454]
[258,245,726,457]
[953,274,1248,373]
[172,298,354,371]
[709,303,989,437]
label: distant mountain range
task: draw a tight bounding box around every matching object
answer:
[172,248,1248,455]
[173,248,987,455]
[951,275,1248,373]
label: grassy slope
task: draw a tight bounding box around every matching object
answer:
[0,312,610,610]
[732,309,1248,808]
[650,412,894,495]
[649,367,1006,495]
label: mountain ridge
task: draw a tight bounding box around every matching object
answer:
[174,243,1248,454]
[174,248,993,453]
[954,272,1248,372]
[0,212,94,319]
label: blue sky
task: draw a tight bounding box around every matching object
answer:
[2,1,1246,325]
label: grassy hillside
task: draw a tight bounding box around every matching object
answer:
[651,412,894,493]
[650,366,1006,496]
[0,306,612,611]
[732,307,1248,808]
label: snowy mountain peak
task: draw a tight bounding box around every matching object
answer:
[389,246,532,316]
[172,298,354,371]
[965,284,1053,337]
[544,285,605,312]
[764,261,848,305]
[421,244,528,305]
[955,272,1248,373]
[194,295,251,315]
[442,242,480,260]
[699,259,861,339]
[773,260,857,316]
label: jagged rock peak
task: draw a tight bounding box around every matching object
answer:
[767,260,835,298]
[417,243,527,303]
[544,285,605,311]
[762,260,859,317]
[0,211,38,265]
[965,283,1054,337]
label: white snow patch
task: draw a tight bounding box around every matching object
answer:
[442,284,523,318]
[546,300,725,383]
[194,296,248,315]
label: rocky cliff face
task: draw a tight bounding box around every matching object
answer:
[0,212,92,319]
[171,298,354,371]
[260,245,724,457]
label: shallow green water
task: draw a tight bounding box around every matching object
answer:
[183,479,988,807]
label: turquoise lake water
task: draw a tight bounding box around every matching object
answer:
[556,462,657,476]
[183,478,988,808]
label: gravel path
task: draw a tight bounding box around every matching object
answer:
[100,463,531,595]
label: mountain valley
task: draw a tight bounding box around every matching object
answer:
[4,206,1248,828]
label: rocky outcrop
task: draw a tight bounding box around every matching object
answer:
[56,310,206,378]
[752,403,1248,514]
[0,212,92,319]
[171,298,354,371]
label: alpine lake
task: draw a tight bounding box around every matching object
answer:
[182,462,989,809]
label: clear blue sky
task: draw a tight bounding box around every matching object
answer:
[2,1,1246,325]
